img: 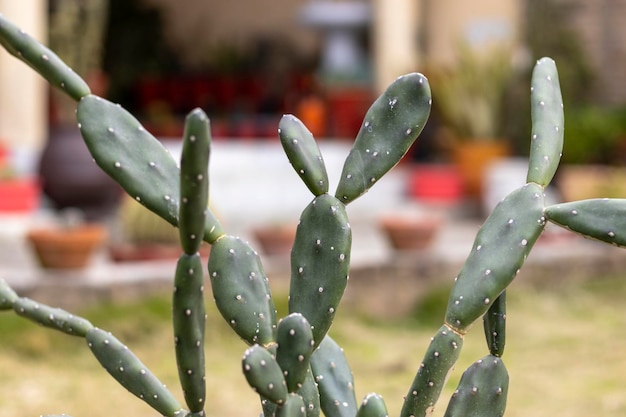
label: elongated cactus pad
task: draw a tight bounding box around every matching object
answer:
[173,253,206,412]
[400,325,463,417]
[545,199,626,247]
[86,327,184,417]
[242,344,289,405]
[179,109,211,255]
[0,14,90,100]
[298,367,321,417]
[279,114,329,196]
[310,336,357,417]
[208,235,277,345]
[356,393,388,417]
[13,297,93,337]
[289,194,351,347]
[526,58,564,187]
[77,95,223,243]
[335,73,431,204]
[445,183,546,331]
[442,355,509,417]
[276,393,307,417]
[483,291,506,357]
[276,313,316,392]
[0,278,18,309]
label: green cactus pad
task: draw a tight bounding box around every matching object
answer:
[545,199,626,247]
[279,114,329,196]
[356,393,388,417]
[86,327,184,417]
[400,324,463,417]
[0,14,90,100]
[179,109,211,255]
[310,336,357,417]
[0,279,18,310]
[445,183,546,331]
[335,73,431,204]
[442,355,509,417]
[526,58,564,187]
[77,95,223,244]
[483,291,506,357]
[242,344,289,405]
[173,253,206,412]
[208,235,277,345]
[276,313,315,393]
[12,297,93,337]
[289,194,351,347]
[276,393,307,417]
[298,367,321,417]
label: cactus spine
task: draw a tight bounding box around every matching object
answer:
[3,12,626,417]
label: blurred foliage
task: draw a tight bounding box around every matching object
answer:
[428,44,516,142]
[562,105,626,165]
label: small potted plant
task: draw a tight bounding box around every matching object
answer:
[26,209,107,270]
[378,210,442,252]
[109,195,210,262]
[428,45,515,200]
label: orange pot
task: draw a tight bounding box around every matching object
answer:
[452,141,509,199]
[26,225,107,269]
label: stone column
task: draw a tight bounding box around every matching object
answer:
[0,1,47,156]
[372,0,421,93]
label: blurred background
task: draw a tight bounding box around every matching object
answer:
[3,2,626,417]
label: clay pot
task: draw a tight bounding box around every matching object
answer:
[451,141,509,200]
[379,215,441,251]
[253,224,297,256]
[26,225,107,269]
[38,125,121,221]
[109,243,211,262]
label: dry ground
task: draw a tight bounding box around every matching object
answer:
[1,275,625,417]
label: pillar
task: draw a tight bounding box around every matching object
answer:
[0,1,47,155]
[372,0,421,93]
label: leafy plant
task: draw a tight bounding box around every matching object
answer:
[428,44,514,141]
[2,12,626,417]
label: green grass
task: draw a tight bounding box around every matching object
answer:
[1,275,626,417]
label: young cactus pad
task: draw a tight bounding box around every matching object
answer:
[279,114,329,197]
[442,355,509,417]
[400,325,463,417]
[310,336,358,417]
[173,253,206,412]
[335,73,431,204]
[445,183,546,332]
[12,297,94,337]
[179,108,211,255]
[275,313,316,393]
[289,194,351,347]
[526,57,564,187]
[242,344,289,405]
[86,327,185,417]
[0,14,90,101]
[208,235,278,345]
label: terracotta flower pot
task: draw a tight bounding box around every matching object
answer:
[26,225,107,270]
[253,224,297,256]
[109,242,211,262]
[379,215,442,251]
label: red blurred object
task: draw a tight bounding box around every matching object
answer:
[0,178,40,212]
[406,164,463,204]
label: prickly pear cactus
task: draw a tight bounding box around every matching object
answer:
[3,11,626,417]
